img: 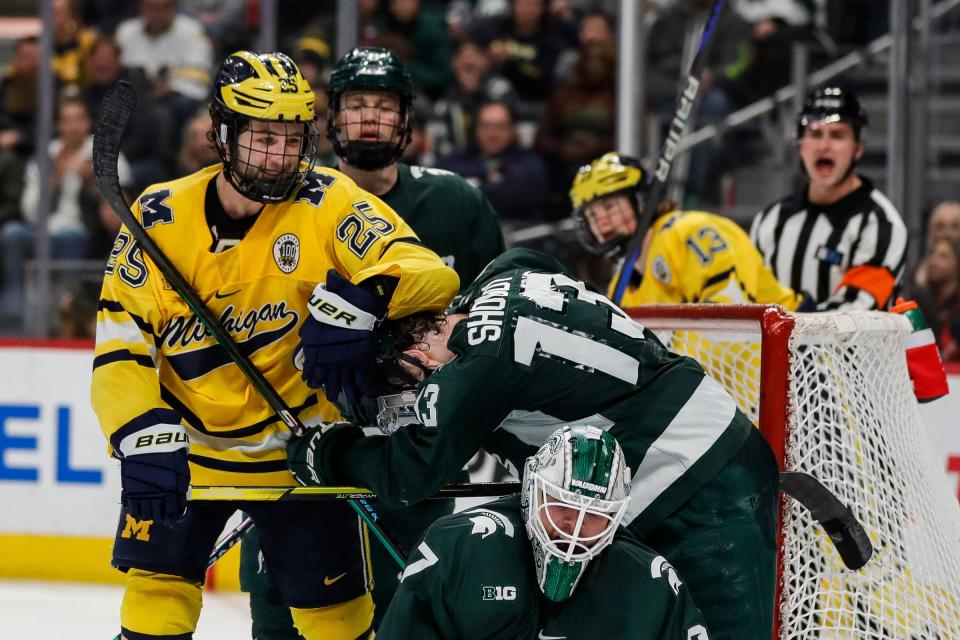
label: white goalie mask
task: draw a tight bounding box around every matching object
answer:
[521,426,632,602]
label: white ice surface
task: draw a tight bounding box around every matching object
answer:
[0,580,250,639]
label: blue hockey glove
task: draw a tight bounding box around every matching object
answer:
[797,290,819,312]
[299,270,389,405]
[118,424,190,522]
[286,423,364,487]
[120,450,190,522]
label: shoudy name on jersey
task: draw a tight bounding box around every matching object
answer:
[467,276,512,345]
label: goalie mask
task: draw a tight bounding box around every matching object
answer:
[569,152,647,259]
[327,47,414,171]
[521,426,631,602]
[210,51,320,203]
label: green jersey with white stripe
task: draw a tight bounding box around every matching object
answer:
[330,248,753,536]
[378,496,710,640]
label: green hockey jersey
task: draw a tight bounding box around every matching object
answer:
[325,248,754,536]
[378,496,710,640]
[382,164,505,286]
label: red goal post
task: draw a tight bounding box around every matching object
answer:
[626,304,960,640]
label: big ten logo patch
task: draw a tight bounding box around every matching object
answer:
[121,514,154,541]
[482,585,517,601]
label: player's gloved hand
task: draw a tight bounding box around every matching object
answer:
[299,270,389,406]
[286,423,364,487]
[120,448,190,522]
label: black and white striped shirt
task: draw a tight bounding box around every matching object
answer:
[750,177,908,310]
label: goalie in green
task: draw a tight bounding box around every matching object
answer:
[288,248,779,640]
[376,425,709,639]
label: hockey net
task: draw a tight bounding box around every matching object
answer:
[627,304,960,640]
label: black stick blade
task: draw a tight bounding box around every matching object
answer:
[92,80,137,201]
[780,471,874,570]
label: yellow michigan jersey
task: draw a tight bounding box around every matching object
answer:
[91,164,459,487]
[610,211,803,310]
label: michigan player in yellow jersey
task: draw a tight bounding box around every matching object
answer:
[570,152,808,310]
[241,48,507,640]
[91,51,458,640]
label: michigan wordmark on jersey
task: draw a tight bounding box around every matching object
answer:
[92,164,459,486]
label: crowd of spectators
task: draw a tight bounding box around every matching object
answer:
[0,0,953,359]
[907,201,960,362]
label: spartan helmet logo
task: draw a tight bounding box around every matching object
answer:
[273,233,300,273]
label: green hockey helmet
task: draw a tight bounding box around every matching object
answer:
[521,426,632,602]
[326,47,414,170]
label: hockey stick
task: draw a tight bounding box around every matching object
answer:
[779,471,873,570]
[208,515,254,567]
[190,481,522,502]
[196,471,871,573]
[611,0,727,305]
[198,474,872,571]
[200,482,522,569]
[92,80,406,569]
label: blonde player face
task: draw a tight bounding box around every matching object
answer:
[233,120,303,182]
[798,121,864,193]
[336,90,404,146]
[584,194,637,245]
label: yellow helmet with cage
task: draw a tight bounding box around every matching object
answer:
[210,51,320,203]
[569,152,646,258]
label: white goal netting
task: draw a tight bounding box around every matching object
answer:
[630,305,960,640]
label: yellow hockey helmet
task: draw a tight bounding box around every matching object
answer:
[213,50,316,122]
[570,152,644,210]
[569,152,646,258]
[209,51,321,203]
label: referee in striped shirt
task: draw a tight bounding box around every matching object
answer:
[750,86,908,311]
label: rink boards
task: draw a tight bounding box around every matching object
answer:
[1,341,958,587]
[0,341,240,589]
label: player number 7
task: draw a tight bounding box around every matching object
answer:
[400,541,439,581]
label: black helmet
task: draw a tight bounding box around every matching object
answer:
[209,51,320,203]
[569,152,647,259]
[326,47,414,170]
[796,86,868,140]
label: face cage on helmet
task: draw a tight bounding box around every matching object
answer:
[327,94,413,171]
[214,112,321,203]
[524,472,629,600]
[571,189,642,260]
[530,475,629,562]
